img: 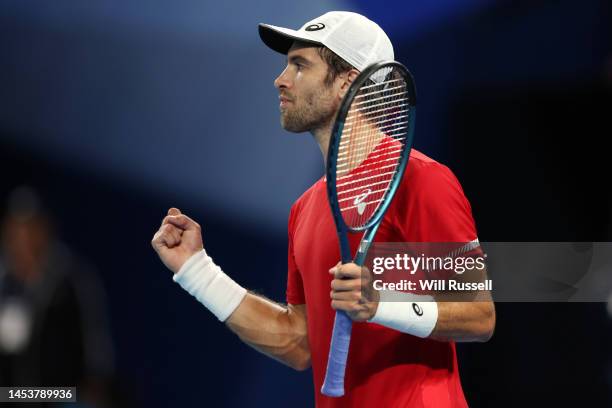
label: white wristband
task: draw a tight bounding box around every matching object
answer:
[173,249,247,322]
[368,291,438,338]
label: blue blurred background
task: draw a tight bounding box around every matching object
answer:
[1,0,611,406]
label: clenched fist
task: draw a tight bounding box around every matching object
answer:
[151,208,203,274]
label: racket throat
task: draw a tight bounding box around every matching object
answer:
[353,240,372,266]
[354,224,381,266]
[357,239,371,256]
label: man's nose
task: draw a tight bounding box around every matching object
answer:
[274,67,291,90]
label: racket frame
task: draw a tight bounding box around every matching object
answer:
[321,61,417,397]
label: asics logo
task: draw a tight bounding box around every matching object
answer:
[305,23,325,31]
[412,303,423,316]
[353,189,372,215]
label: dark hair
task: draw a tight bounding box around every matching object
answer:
[317,46,353,86]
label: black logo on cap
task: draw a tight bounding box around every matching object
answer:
[412,303,423,316]
[305,23,325,31]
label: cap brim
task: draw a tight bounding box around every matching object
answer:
[258,23,322,54]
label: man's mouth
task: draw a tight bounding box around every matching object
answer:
[279,95,293,108]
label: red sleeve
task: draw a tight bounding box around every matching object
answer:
[393,160,479,243]
[286,204,306,305]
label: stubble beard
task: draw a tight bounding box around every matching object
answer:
[280,90,337,134]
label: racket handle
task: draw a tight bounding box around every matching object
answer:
[321,310,353,397]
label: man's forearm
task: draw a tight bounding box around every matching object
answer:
[167,248,311,371]
[429,301,495,342]
[429,268,496,342]
[225,294,311,371]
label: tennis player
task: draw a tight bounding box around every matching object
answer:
[152,11,495,407]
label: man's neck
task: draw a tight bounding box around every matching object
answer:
[311,120,333,168]
[312,112,384,175]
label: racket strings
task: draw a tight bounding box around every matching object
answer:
[344,98,409,117]
[338,138,407,158]
[335,178,395,194]
[335,66,410,228]
[351,84,407,101]
[339,129,408,146]
[337,144,402,161]
[339,124,408,144]
[349,93,408,109]
[336,155,401,171]
[342,114,409,134]
[344,104,408,122]
[337,186,390,203]
[336,166,397,182]
[357,77,404,91]
[344,108,409,127]
[342,198,385,212]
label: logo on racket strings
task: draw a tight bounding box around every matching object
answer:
[353,189,372,215]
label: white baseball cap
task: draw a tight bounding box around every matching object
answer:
[258,11,394,71]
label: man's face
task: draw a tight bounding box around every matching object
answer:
[274,43,341,133]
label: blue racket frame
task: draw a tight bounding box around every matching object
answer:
[321,61,417,397]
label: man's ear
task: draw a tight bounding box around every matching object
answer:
[338,69,360,100]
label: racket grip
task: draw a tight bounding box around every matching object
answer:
[321,310,353,397]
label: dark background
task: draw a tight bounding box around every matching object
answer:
[1,0,611,406]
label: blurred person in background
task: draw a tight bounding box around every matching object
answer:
[0,186,114,407]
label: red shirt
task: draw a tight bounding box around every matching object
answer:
[287,149,477,407]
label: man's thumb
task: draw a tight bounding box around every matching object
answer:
[168,207,182,216]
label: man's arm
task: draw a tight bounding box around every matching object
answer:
[151,207,311,371]
[226,298,310,370]
[329,263,495,342]
[429,301,495,342]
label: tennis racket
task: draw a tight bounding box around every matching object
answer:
[321,61,416,397]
